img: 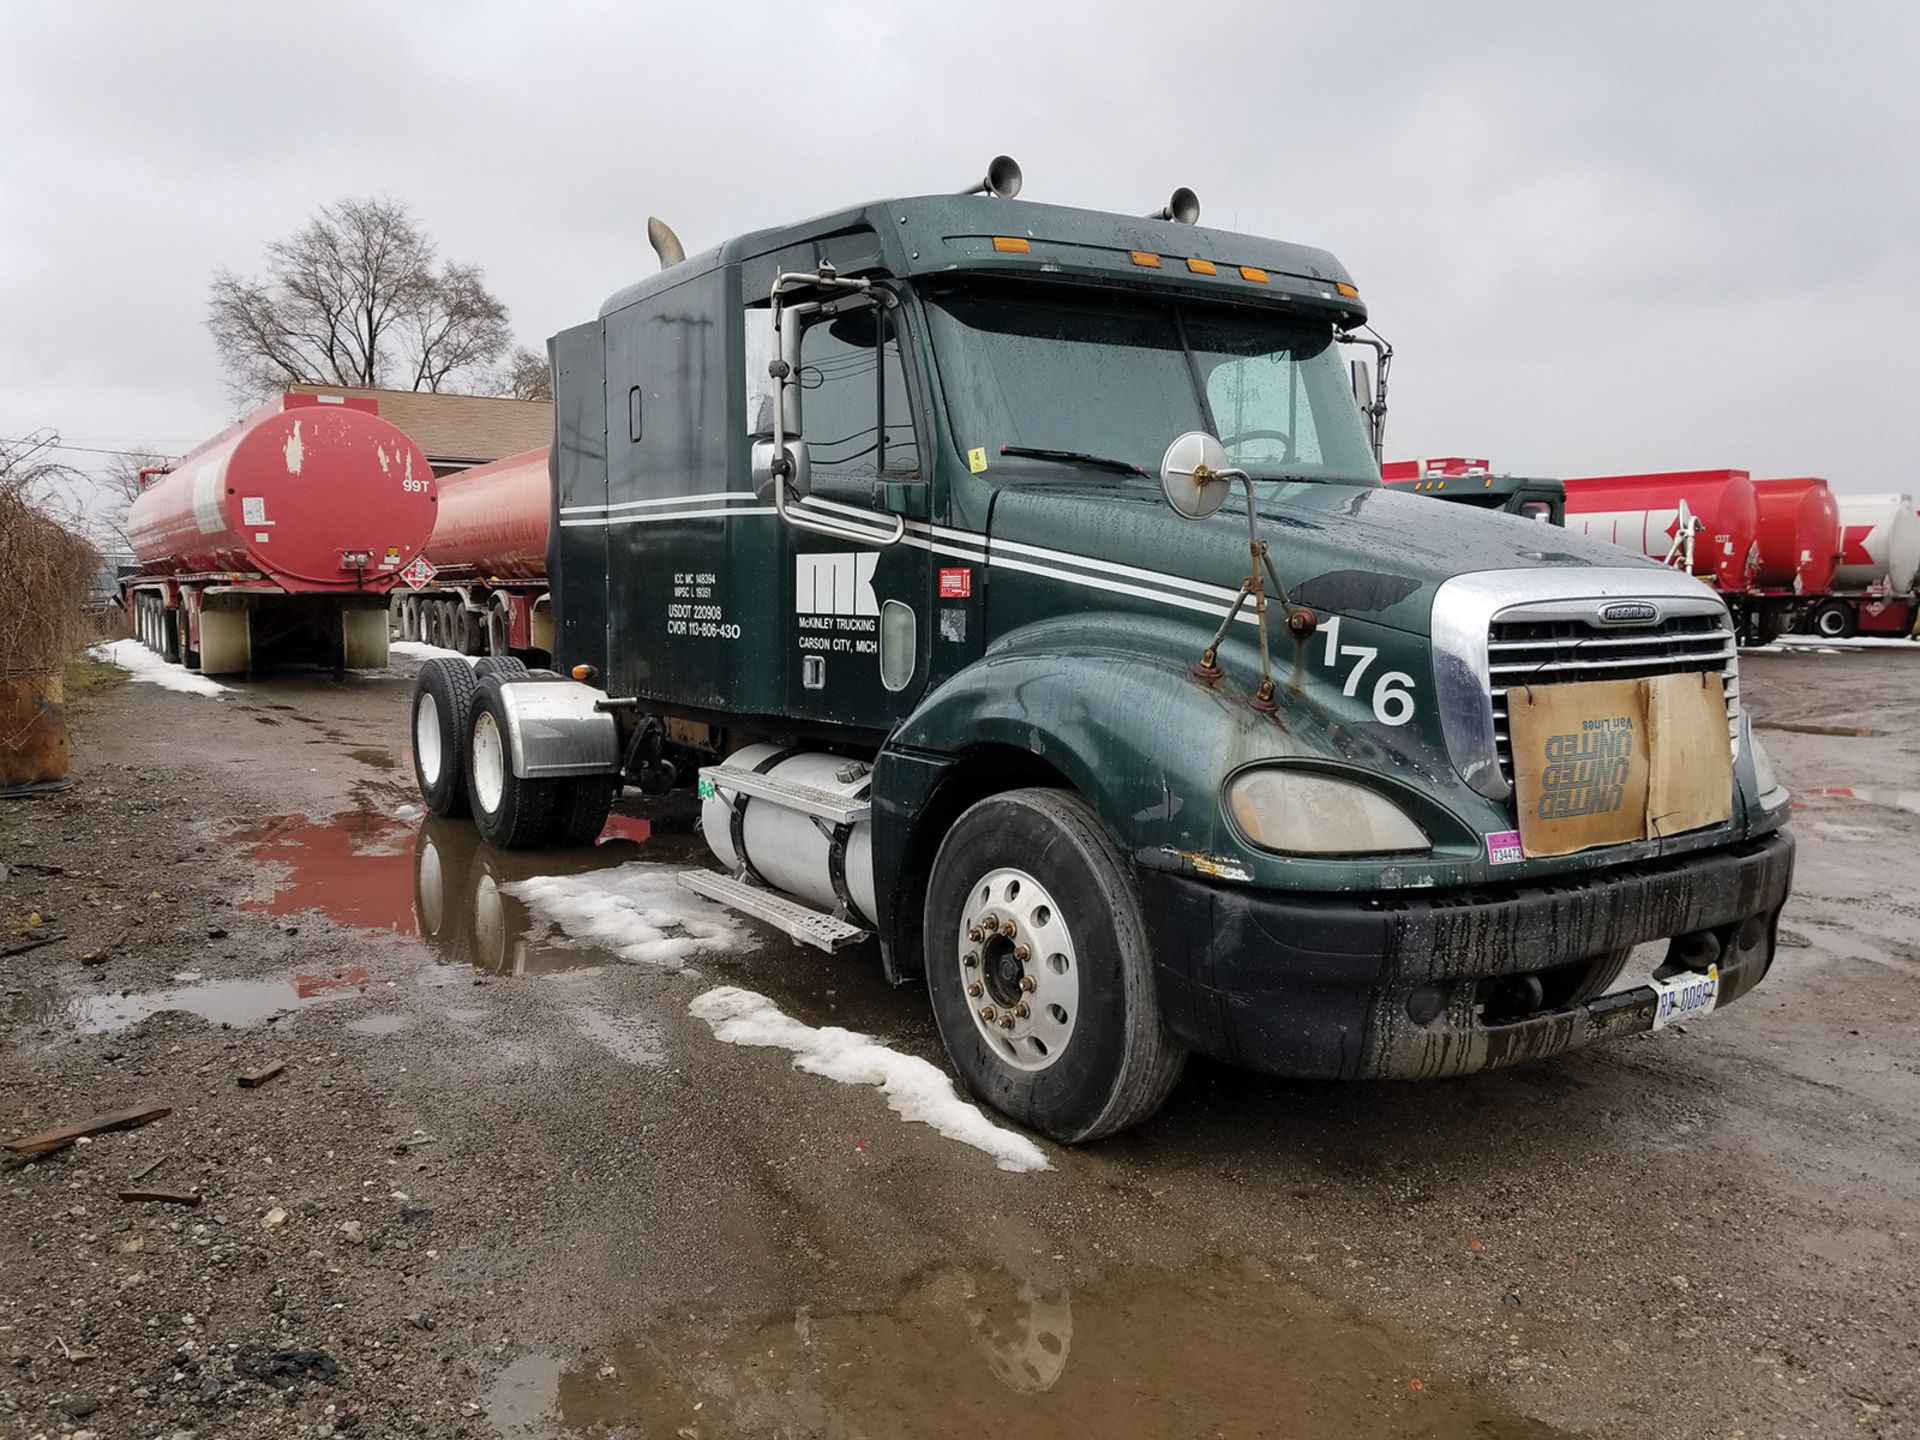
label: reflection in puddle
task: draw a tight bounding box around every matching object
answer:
[487,1255,1571,1440]
[229,810,422,934]
[1798,785,1920,817]
[348,1012,418,1037]
[65,967,382,1034]
[221,806,660,976]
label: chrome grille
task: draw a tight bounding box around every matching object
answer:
[1488,612,1740,785]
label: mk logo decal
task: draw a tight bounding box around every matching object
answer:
[796,552,879,616]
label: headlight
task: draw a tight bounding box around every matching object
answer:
[1227,770,1430,855]
[1749,731,1789,809]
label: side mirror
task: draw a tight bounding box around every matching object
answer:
[1158,431,1233,520]
[752,438,812,503]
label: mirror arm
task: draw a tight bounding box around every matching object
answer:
[1336,326,1392,466]
[766,268,906,547]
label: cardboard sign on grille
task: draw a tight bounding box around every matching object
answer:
[1508,673,1731,858]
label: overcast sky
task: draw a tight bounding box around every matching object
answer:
[3,1,1915,509]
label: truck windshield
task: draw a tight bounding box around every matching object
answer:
[921,285,1379,486]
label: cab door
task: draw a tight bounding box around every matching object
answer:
[782,298,932,733]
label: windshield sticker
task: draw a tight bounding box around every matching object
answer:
[1485,830,1523,866]
[968,446,988,474]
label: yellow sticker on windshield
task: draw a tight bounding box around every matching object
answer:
[968,447,988,474]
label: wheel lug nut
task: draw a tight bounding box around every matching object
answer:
[967,927,984,944]
[999,920,1017,938]
[1019,974,1036,992]
[967,983,983,998]
[1014,1003,1030,1019]
[1013,944,1031,962]
[999,1014,1016,1030]
[963,951,978,968]
[980,913,999,931]
[980,1006,997,1022]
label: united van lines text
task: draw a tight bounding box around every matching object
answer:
[1535,719,1634,820]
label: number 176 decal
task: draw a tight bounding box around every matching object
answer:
[1318,616,1416,725]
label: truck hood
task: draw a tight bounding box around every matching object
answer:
[985,478,1662,635]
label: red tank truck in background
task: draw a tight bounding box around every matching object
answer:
[393,447,553,663]
[1792,489,1920,639]
[1559,470,1801,644]
[122,394,437,675]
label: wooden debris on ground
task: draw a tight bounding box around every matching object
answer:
[237,1061,285,1089]
[118,1187,202,1207]
[3,1103,170,1158]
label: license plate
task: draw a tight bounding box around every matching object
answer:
[1649,964,1719,1030]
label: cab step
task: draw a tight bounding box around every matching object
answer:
[678,870,870,952]
[699,763,871,825]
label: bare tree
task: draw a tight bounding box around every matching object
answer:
[0,433,98,676]
[207,198,524,402]
[496,346,554,403]
[94,447,170,552]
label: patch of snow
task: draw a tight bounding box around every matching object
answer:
[688,986,1051,1173]
[1771,636,1920,652]
[394,802,424,822]
[88,640,227,697]
[389,640,479,665]
[502,863,746,969]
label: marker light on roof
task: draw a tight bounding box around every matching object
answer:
[1239,265,1269,283]
[992,236,1030,253]
[1130,251,1161,268]
[1186,258,1216,275]
[1335,281,1359,298]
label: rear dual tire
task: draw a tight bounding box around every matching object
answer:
[412,658,477,818]
[463,673,614,849]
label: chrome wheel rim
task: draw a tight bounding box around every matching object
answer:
[415,691,442,785]
[471,710,505,814]
[959,866,1078,1073]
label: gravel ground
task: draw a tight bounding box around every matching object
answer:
[1,643,1916,1439]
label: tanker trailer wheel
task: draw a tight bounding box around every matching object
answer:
[465,674,558,849]
[412,658,477,819]
[1809,599,1857,640]
[924,788,1185,1144]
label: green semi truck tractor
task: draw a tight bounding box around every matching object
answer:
[410,161,1794,1142]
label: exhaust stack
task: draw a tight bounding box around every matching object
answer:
[647,216,686,270]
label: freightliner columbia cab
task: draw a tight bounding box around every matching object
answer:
[408,162,1794,1143]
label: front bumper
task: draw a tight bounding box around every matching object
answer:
[1139,830,1794,1080]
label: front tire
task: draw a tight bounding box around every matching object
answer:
[465,675,558,849]
[412,658,476,818]
[924,788,1185,1143]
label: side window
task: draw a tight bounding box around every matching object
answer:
[798,307,918,498]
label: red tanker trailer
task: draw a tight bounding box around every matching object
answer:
[394,446,553,661]
[123,394,437,675]
[1559,469,1804,642]
[1750,477,1841,597]
[1794,489,1920,638]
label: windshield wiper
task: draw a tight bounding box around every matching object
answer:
[998,445,1143,476]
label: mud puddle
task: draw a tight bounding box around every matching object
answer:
[488,1255,1572,1439]
[40,965,388,1034]
[1796,785,1920,817]
[217,800,929,1046]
